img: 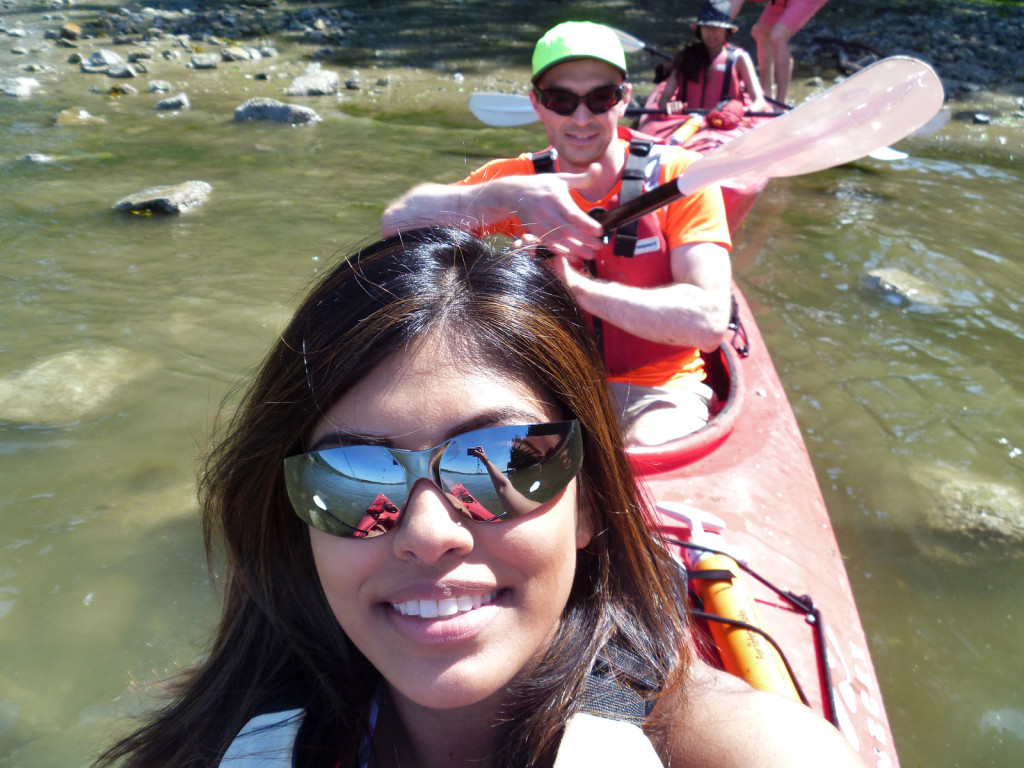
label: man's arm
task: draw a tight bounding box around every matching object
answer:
[380,181,489,236]
[381,167,608,256]
[544,240,732,352]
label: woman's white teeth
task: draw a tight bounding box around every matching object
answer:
[392,591,495,617]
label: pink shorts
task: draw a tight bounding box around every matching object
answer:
[755,0,829,34]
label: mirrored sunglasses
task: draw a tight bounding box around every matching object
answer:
[284,420,584,538]
[534,84,626,117]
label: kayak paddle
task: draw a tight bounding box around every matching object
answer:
[467,92,774,127]
[592,56,944,233]
[609,26,672,61]
[466,88,925,162]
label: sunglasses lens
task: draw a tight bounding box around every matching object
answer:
[540,90,580,116]
[439,421,583,522]
[284,421,584,538]
[284,445,409,538]
[585,86,623,114]
[538,86,622,116]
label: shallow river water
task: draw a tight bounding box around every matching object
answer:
[2,28,1024,768]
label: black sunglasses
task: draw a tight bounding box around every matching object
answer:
[533,84,627,117]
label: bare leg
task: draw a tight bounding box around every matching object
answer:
[768,23,795,104]
[750,21,774,99]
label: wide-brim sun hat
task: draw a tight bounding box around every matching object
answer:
[531,21,628,84]
[692,0,740,31]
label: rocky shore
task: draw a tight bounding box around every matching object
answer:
[3,0,1024,115]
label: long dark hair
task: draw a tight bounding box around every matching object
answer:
[93,227,691,768]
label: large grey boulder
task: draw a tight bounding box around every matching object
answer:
[80,49,126,74]
[155,92,189,111]
[113,180,212,214]
[285,68,339,96]
[233,97,321,125]
[189,52,220,69]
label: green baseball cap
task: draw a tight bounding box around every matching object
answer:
[531,21,628,84]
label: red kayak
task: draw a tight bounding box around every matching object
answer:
[636,82,774,234]
[629,287,901,767]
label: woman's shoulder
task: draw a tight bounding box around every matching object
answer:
[219,708,305,767]
[652,660,867,768]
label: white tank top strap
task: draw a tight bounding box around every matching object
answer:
[219,708,304,767]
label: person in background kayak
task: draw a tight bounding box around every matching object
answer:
[92,227,868,768]
[656,0,769,116]
[382,21,733,447]
[729,0,830,105]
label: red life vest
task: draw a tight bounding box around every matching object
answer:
[531,131,691,378]
[673,45,745,111]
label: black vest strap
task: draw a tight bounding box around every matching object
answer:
[531,148,556,175]
[612,139,654,257]
[720,46,738,104]
[579,645,659,721]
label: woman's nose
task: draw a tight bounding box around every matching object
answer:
[391,478,475,563]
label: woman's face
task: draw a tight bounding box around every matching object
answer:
[306,333,593,711]
[699,24,728,52]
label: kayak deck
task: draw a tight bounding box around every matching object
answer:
[629,288,900,766]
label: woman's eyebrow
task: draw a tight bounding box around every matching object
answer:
[446,406,553,438]
[308,430,390,452]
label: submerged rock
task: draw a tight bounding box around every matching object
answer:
[233,97,321,125]
[908,465,1024,564]
[0,348,160,426]
[112,180,212,214]
[2,76,40,97]
[55,106,106,125]
[861,267,945,308]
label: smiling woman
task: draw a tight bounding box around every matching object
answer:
[91,227,865,768]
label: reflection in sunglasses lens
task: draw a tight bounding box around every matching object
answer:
[285,421,583,538]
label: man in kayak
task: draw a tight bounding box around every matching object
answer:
[656,0,769,115]
[382,21,733,447]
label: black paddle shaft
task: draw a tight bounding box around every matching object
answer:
[592,179,682,234]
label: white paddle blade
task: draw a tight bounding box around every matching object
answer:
[678,57,945,195]
[609,26,647,54]
[468,92,538,127]
[867,146,909,161]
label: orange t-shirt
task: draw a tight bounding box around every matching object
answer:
[457,131,731,387]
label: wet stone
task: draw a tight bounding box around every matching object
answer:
[155,91,189,110]
[233,97,321,125]
[112,180,212,214]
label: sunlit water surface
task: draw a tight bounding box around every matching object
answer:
[2,58,1023,768]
